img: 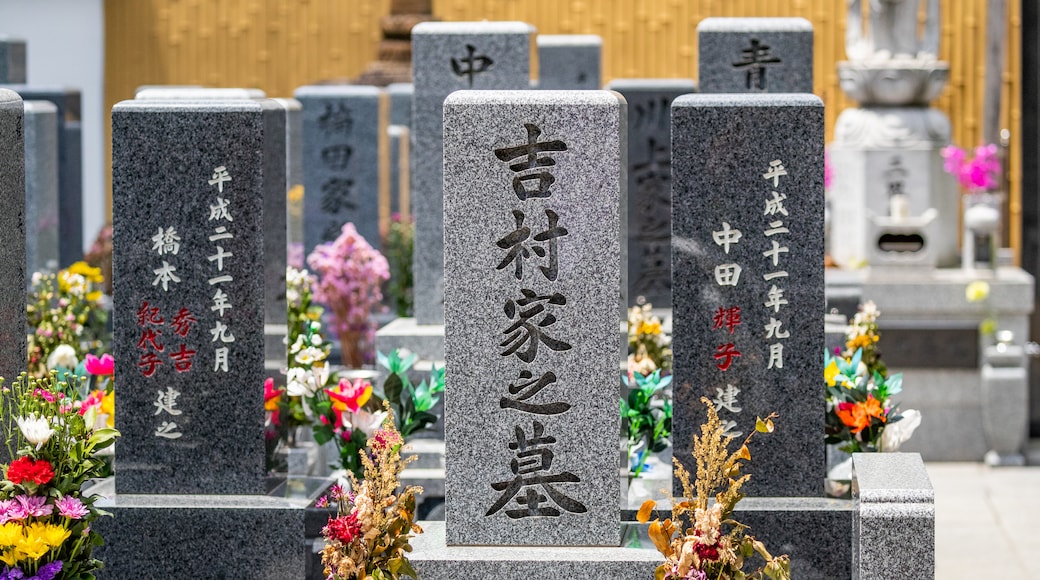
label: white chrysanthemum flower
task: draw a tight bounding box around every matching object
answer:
[294,346,325,366]
[285,288,300,306]
[17,414,54,449]
[46,344,78,370]
[285,367,315,397]
[290,334,306,354]
[350,409,387,437]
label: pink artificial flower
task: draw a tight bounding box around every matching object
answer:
[11,495,53,519]
[55,495,89,519]
[326,377,372,415]
[0,499,17,524]
[85,353,115,376]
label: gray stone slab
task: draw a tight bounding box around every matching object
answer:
[112,99,269,494]
[671,94,825,497]
[7,87,82,267]
[536,34,602,90]
[388,124,409,217]
[697,18,814,94]
[852,453,934,580]
[0,38,26,84]
[410,521,660,579]
[0,89,25,380]
[443,90,625,546]
[388,82,413,127]
[94,494,305,579]
[294,85,382,255]
[135,87,266,100]
[274,98,304,247]
[606,78,697,308]
[375,316,444,362]
[261,100,288,367]
[411,21,535,325]
[23,100,58,277]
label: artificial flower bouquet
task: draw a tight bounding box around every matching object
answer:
[319,406,423,580]
[637,399,789,580]
[941,143,1001,194]
[627,304,672,376]
[27,262,110,379]
[621,369,672,478]
[0,373,119,579]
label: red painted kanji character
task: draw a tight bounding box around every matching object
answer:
[712,306,742,335]
[138,352,163,377]
[136,301,164,326]
[170,308,198,338]
[169,344,197,373]
[713,343,741,371]
[137,328,164,352]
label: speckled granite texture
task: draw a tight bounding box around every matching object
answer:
[294,85,382,255]
[94,494,305,580]
[410,522,660,578]
[605,78,697,308]
[111,100,267,494]
[442,90,625,546]
[23,100,58,277]
[5,87,83,266]
[0,39,26,84]
[671,94,825,498]
[411,21,534,325]
[0,89,25,381]
[697,18,813,94]
[852,453,935,579]
[536,35,602,90]
[260,100,288,365]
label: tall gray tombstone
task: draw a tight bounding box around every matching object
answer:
[273,98,304,249]
[23,100,58,278]
[697,18,814,94]
[671,94,825,497]
[0,38,26,84]
[261,100,288,370]
[411,21,535,326]
[442,90,625,546]
[387,83,413,217]
[105,98,302,578]
[606,78,697,308]
[388,82,413,127]
[536,35,602,90]
[0,89,26,381]
[294,85,382,254]
[7,88,83,267]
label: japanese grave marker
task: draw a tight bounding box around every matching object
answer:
[605,78,697,307]
[411,21,534,325]
[294,85,382,256]
[23,100,59,278]
[536,35,602,90]
[697,18,814,94]
[112,100,270,494]
[0,89,25,380]
[0,38,26,84]
[671,93,825,497]
[443,90,625,546]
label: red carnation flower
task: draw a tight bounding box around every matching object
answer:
[695,541,720,561]
[7,457,55,486]
[323,513,361,545]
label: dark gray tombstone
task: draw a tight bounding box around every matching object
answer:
[261,101,288,370]
[0,38,26,84]
[671,93,825,497]
[411,21,535,326]
[0,89,26,380]
[605,78,697,308]
[294,85,382,255]
[273,98,304,249]
[697,18,814,94]
[536,35,602,90]
[442,90,625,546]
[387,83,413,217]
[388,82,413,127]
[23,100,58,278]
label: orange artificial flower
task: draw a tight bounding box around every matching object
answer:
[835,395,887,434]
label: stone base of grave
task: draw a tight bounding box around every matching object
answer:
[408,521,662,579]
[375,316,444,362]
[94,494,305,579]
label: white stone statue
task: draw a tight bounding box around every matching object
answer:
[846,0,940,61]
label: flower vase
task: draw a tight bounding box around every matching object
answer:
[338,330,364,368]
[962,192,1003,271]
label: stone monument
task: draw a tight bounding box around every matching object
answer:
[536,35,602,90]
[697,18,814,94]
[0,89,26,380]
[23,100,59,278]
[0,38,26,84]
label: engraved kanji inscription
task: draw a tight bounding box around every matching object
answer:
[494,124,568,201]
[500,289,572,363]
[451,44,494,88]
[495,209,568,282]
[486,421,587,519]
[732,38,781,91]
[500,370,571,415]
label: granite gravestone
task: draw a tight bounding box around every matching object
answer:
[411,21,535,326]
[294,85,382,255]
[442,90,625,546]
[23,100,58,279]
[0,90,26,380]
[536,35,602,90]
[6,88,83,266]
[261,100,288,370]
[606,78,697,308]
[388,82,413,127]
[103,98,302,579]
[112,100,269,495]
[671,93,825,497]
[135,87,267,100]
[387,83,413,217]
[697,18,814,94]
[273,98,304,249]
[0,38,26,84]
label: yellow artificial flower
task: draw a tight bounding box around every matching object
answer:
[965,280,990,303]
[637,320,662,336]
[15,532,49,561]
[824,359,840,387]
[102,389,115,428]
[67,261,103,283]
[0,523,22,548]
[34,523,70,548]
[288,184,304,203]
[86,290,103,302]
[0,549,18,566]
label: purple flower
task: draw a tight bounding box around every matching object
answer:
[31,560,62,580]
[11,495,52,519]
[0,500,18,524]
[315,496,329,508]
[55,496,88,519]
